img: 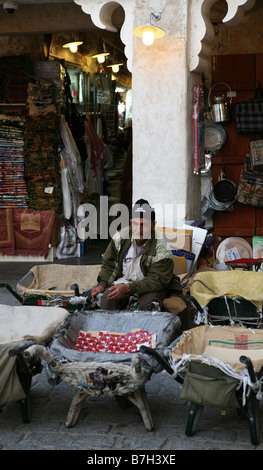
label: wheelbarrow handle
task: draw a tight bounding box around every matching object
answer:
[0,282,24,303]
[24,344,58,369]
[139,345,174,375]
[240,355,257,383]
[70,283,80,296]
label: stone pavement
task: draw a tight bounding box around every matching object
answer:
[1,252,263,456]
[1,363,263,454]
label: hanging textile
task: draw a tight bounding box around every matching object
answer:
[24,74,63,212]
[83,119,104,195]
[192,83,205,174]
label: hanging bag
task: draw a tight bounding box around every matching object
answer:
[237,155,263,206]
[249,139,263,171]
[236,82,263,134]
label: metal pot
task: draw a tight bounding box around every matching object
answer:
[212,96,231,123]
[212,164,237,203]
[208,190,235,211]
[213,178,237,203]
[208,82,232,123]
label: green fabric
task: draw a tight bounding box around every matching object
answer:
[180,362,239,409]
[97,226,183,297]
[0,342,26,407]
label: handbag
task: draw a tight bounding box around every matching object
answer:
[249,139,263,171]
[237,155,263,206]
[236,82,263,134]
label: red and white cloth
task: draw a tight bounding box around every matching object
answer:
[74,329,156,354]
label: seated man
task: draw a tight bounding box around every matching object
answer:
[91,199,183,310]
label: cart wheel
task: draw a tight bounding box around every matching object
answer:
[20,394,31,423]
[185,403,204,436]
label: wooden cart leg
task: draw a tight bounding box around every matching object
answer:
[127,388,154,431]
[65,390,87,428]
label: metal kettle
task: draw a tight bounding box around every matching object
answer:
[208,82,232,123]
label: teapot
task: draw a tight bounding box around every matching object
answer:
[208,83,232,123]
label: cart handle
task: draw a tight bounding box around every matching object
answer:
[240,355,257,383]
[0,282,23,303]
[70,283,80,296]
[140,345,174,375]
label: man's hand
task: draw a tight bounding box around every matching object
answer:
[91,285,105,301]
[107,283,130,300]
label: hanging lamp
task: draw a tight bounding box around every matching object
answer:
[63,41,83,53]
[133,11,165,46]
[107,63,123,73]
[92,52,110,64]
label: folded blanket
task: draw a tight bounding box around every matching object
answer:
[190,270,263,310]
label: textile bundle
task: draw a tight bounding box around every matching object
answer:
[27,77,57,116]
[24,111,62,211]
[0,208,56,258]
[0,116,28,208]
[33,61,66,108]
[0,208,15,255]
[23,76,63,211]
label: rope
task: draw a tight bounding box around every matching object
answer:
[170,353,263,406]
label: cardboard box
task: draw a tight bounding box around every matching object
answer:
[253,236,263,259]
[156,227,193,252]
[173,256,186,275]
[172,249,195,275]
[183,224,207,274]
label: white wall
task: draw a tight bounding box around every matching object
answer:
[132,0,201,226]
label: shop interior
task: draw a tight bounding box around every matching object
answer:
[1,0,263,274]
[0,3,132,261]
[197,0,263,271]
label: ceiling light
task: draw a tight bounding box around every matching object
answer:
[92,52,110,64]
[63,41,83,53]
[107,63,123,73]
[133,11,165,46]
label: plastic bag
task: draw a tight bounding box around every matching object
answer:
[56,225,78,259]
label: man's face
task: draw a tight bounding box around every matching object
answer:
[130,217,155,241]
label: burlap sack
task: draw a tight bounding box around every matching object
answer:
[162,296,187,315]
[171,324,263,373]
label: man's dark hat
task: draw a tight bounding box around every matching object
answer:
[130,199,155,221]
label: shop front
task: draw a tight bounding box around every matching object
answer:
[0,0,262,270]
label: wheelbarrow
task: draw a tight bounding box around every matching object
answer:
[0,304,70,422]
[140,324,263,445]
[22,309,181,431]
[189,270,263,327]
[0,263,102,312]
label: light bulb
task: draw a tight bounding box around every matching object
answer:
[69,43,78,53]
[97,55,105,63]
[112,64,120,73]
[142,27,155,46]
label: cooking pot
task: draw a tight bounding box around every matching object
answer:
[212,96,231,122]
[213,175,237,203]
[204,123,226,153]
[208,190,235,211]
[208,82,232,123]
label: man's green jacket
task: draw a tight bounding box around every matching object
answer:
[96,226,183,298]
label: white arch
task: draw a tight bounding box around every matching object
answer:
[74,0,134,72]
[188,0,256,72]
[74,0,256,74]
